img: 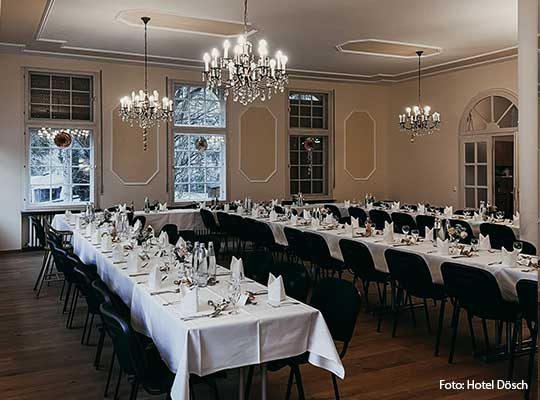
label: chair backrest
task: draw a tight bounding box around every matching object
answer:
[132,215,146,229]
[92,280,131,317]
[302,231,333,268]
[347,207,367,225]
[516,279,538,324]
[283,227,310,262]
[441,262,517,321]
[384,248,437,299]
[454,208,477,216]
[310,278,361,349]
[73,265,101,313]
[339,239,379,281]
[401,204,418,211]
[30,216,47,247]
[518,240,537,256]
[274,205,285,214]
[177,229,196,244]
[160,224,179,245]
[269,262,311,302]
[416,215,436,237]
[251,220,276,248]
[99,303,148,378]
[200,208,219,232]
[391,212,418,233]
[47,240,75,279]
[324,204,342,220]
[244,248,274,284]
[368,209,392,230]
[447,219,475,244]
[479,223,516,251]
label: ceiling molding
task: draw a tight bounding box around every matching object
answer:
[336,39,442,59]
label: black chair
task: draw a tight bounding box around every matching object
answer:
[401,204,418,211]
[31,216,60,298]
[416,215,436,237]
[324,204,347,224]
[245,278,361,400]
[347,207,367,225]
[200,208,221,234]
[100,303,222,400]
[274,205,285,214]
[454,208,477,216]
[385,249,447,355]
[441,262,521,373]
[131,215,147,229]
[339,239,390,331]
[251,219,284,254]
[268,262,311,302]
[160,224,179,245]
[73,264,102,345]
[479,223,517,251]
[391,212,418,233]
[243,248,274,284]
[518,240,537,256]
[47,240,79,319]
[177,229,196,244]
[368,209,392,230]
[303,231,344,279]
[516,279,538,400]
[446,219,475,244]
[283,227,310,265]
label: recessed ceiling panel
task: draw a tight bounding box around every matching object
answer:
[116,9,256,37]
[337,39,441,58]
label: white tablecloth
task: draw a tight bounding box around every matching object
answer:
[134,209,205,232]
[220,212,535,302]
[292,203,350,218]
[52,215,344,400]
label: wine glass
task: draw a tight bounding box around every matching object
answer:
[227,278,241,315]
[402,225,410,236]
[513,241,523,253]
[411,229,419,241]
[470,238,479,253]
[496,211,504,221]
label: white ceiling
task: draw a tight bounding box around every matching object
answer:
[0,0,524,80]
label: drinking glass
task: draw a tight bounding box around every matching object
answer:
[411,229,419,241]
[227,278,241,315]
[496,211,504,221]
[470,238,479,253]
[513,241,523,253]
[402,225,410,236]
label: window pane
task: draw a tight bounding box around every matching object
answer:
[71,77,91,91]
[31,89,50,104]
[30,74,50,89]
[173,84,225,128]
[72,91,90,106]
[30,148,50,165]
[290,166,299,179]
[52,90,70,105]
[52,106,70,119]
[478,188,488,204]
[465,188,476,208]
[72,149,90,166]
[72,185,90,202]
[52,75,70,90]
[465,166,475,186]
[312,180,323,194]
[477,142,487,163]
[174,168,189,183]
[477,165,488,186]
[72,167,90,184]
[288,91,328,129]
[290,181,299,194]
[300,181,311,193]
[465,143,475,163]
[31,104,50,119]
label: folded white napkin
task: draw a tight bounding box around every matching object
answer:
[271,199,278,207]
[158,231,169,247]
[311,218,320,229]
[158,202,168,211]
[176,236,186,249]
[501,247,519,267]
[444,206,453,218]
[290,214,298,225]
[437,238,450,255]
[127,253,141,272]
[237,205,244,214]
[267,273,286,306]
[85,223,94,237]
[417,204,426,214]
[198,201,206,209]
[513,211,520,226]
[64,209,72,222]
[383,221,394,243]
[101,233,112,252]
[344,223,353,237]
[269,210,277,222]
[224,203,230,212]
[366,202,373,210]
[91,230,100,245]
[391,201,400,212]
[75,215,82,230]
[148,266,162,290]
[118,203,127,213]
[251,208,258,218]
[112,244,125,263]
[230,256,244,280]
[479,234,491,251]
[425,226,434,240]
[473,212,482,222]
[344,200,351,208]
[351,216,359,229]
[133,219,141,233]
[324,213,333,225]
[181,287,199,314]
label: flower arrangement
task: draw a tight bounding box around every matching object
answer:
[447,224,468,242]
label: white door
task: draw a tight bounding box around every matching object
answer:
[462,139,492,208]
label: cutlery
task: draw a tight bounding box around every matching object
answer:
[488,261,502,265]
[113,261,127,264]
[151,288,180,296]
[163,300,184,306]
[267,301,300,308]
[180,310,222,319]
[130,272,150,277]
[247,290,268,296]
[427,250,437,254]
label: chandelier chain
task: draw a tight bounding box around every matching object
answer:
[243,0,248,33]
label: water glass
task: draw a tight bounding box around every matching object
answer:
[411,229,419,241]
[227,278,242,315]
[402,225,410,236]
[513,241,523,253]
[470,238,479,253]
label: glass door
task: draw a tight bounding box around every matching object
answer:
[462,139,491,208]
[493,135,515,217]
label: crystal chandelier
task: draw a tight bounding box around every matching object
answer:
[398,51,441,142]
[38,127,90,141]
[201,0,289,105]
[119,17,173,150]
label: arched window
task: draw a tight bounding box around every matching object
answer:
[459,89,518,215]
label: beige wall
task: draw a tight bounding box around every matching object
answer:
[385,59,518,207]
[0,52,391,250]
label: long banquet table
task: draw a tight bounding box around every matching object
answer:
[219,211,535,302]
[52,215,344,400]
[134,208,205,232]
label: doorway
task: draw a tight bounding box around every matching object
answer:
[493,136,514,217]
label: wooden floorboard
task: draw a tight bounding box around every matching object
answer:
[0,251,536,399]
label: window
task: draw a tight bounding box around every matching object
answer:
[29,72,93,121]
[25,70,96,208]
[463,141,489,208]
[288,91,331,196]
[28,128,93,205]
[171,83,227,202]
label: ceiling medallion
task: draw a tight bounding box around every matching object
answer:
[201,0,289,105]
[119,17,173,150]
[398,51,441,142]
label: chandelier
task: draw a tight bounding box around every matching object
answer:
[38,127,90,141]
[119,17,173,150]
[201,0,289,105]
[398,51,441,142]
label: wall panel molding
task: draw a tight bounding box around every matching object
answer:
[343,110,376,180]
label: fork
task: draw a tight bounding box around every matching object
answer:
[151,288,180,296]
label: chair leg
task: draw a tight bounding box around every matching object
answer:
[59,279,66,301]
[331,373,340,400]
[94,326,106,369]
[105,349,116,397]
[423,299,431,332]
[408,294,416,327]
[362,281,370,312]
[293,365,305,400]
[448,305,461,364]
[36,253,53,299]
[114,370,123,400]
[466,312,477,355]
[507,320,519,380]
[481,319,490,351]
[129,379,139,400]
[524,326,537,400]
[62,282,72,313]
[244,365,254,400]
[285,368,294,400]
[81,310,90,344]
[68,288,79,329]
[392,288,403,338]
[86,314,95,345]
[435,299,446,356]
[33,250,50,291]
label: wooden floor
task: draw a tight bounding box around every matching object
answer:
[0,251,536,400]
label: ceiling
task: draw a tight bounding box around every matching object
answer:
[0,0,530,82]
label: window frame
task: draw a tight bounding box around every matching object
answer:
[23,68,100,211]
[286,89,333,200]
[168,80,228,205]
